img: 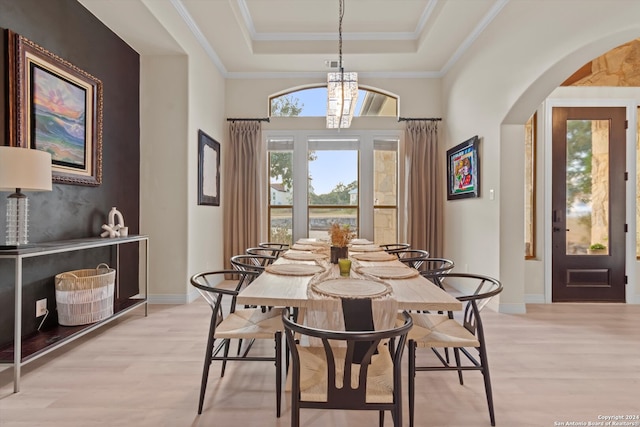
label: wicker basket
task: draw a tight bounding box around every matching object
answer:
[55,263,115,326]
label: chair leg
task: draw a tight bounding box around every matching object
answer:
[395,375,403,426]
[478,345,496,426]
[379,410,384,427]
[198,320,217,414]
[408,340,416,427]
[453,347,464,385]
[291,394,300,427]
[275,331,282,418]
[220,339,230,377]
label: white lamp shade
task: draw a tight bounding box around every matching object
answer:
[0,146,52,192]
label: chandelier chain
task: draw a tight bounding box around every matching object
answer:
[338,0,344,71]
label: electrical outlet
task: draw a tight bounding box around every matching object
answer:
[36,298,47,317]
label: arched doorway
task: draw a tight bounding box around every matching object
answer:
[503,37,640,306]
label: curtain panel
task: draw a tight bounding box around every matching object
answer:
[223,121,266,268]
[404,121,443,257]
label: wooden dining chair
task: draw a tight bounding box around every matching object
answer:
[258,242,290,259]
[379,243,411,254]
[245,247,280,265]
[419,258,455,284]
[393,249,430,270]
[190,270,284,417]
[230,253,276,273]
[283,309,413,427]
[406,272,503,427]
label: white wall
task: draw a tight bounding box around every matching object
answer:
[442,0,640,312]
[140,0,227,303]
[140,55,189,302]
[186,42,227,300]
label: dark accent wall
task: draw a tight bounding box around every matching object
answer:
[0,0,140,346]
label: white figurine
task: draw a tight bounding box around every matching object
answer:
[100,207,128,238]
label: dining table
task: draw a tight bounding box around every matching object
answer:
[236,240,462,313]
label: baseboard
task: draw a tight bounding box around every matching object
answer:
[524,293,546,304]
[629,294,640,304]
[147,289,200,305]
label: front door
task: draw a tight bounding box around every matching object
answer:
[551,107,626,302]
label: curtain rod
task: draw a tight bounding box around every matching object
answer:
[398,117,442,122]
[226,117,270,122]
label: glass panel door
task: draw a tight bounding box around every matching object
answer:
[565,120,609,255]
[308,149,358,239]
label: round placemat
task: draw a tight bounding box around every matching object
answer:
[296,239,328,246]
[349,245,383,252]
[350,239,374,245]
[266,264,325,276]
[312,278,392,298]
[351,252,397,261]
[356,266,419,279]
[291,244,325,251]
[283,252,328,261]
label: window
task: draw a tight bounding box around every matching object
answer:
[374,140,398,244]
[268,138,294,245]
[308,145,358,239]
[270,87,398,118]
[266,131,400,243]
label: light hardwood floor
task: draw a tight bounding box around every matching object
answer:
[1,300,639,426]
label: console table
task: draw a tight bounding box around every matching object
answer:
[0,235,149,392]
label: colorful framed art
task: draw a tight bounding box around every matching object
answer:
[446,135,480,200]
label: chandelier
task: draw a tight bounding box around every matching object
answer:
[326,0,358,129]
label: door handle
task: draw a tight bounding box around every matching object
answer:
[553,227,570,232]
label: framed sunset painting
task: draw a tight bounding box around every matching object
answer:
[9,30,103,186]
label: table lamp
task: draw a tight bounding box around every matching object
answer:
[0,146,52,248]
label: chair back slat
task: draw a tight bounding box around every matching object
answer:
[283,310,412,409]
[245,248,280,265]
[190,269,259,314]
[230,254,275,274]
[258,242,290,259]
[419,258,455,289]
[380,243,411,254]
[393,249,430,270]
[437,273,502,337]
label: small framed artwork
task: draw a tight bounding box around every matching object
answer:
[446,135,480,200]
[9,30,103,186]
[198,130,220,206]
